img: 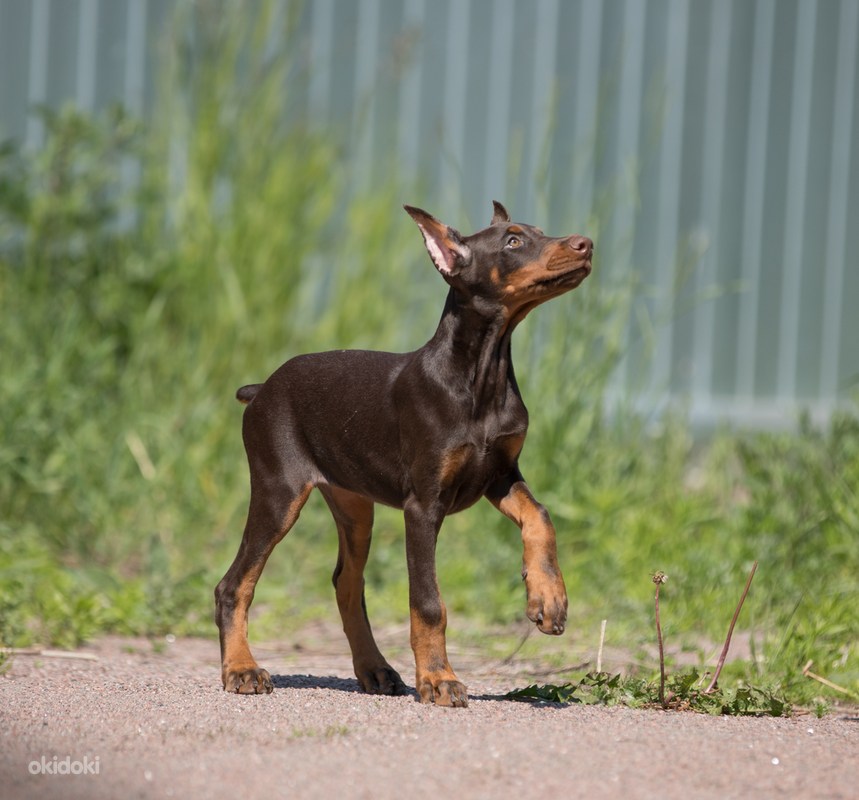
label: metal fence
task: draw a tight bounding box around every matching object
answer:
[1,0,857,428]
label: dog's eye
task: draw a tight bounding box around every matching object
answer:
[506,235,523,249]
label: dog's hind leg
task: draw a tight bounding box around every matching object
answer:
[215,478,312,693]
[320,485,408,696]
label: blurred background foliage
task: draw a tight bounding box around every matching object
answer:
[0,2,856,707]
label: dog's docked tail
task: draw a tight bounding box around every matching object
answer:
[236,384,263,405]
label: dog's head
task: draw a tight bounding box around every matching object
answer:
[404,202,593,321]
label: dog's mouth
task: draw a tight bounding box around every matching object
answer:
[535,263,591,291]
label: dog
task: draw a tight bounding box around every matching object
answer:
[215,201,593,707]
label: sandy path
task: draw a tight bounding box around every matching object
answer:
[1,630,856,799]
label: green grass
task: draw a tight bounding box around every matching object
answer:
[1,2,857,713]
[506,672,792,717]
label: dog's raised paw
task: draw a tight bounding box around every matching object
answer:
[526,581,568,635]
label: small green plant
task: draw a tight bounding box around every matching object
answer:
[507,671,790,717]
[652,571,668,707]
[507,565,792,717]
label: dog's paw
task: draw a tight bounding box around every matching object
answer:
[416,675,469,707]
[223,665,273,694]
[356,664,409,696]
[525,576,568,635]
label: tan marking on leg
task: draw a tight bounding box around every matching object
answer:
[221,570,262,676]
[322,486,406,695]
[277,483,314,538]
[410,605,467,707]
[490,481,567,635]
[220,483,313,692]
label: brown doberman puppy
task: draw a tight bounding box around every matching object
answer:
[215,202,593,707]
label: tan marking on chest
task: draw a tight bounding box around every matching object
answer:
[438,444,475,487]
[497,433,525,462]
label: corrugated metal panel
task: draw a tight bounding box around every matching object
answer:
[822,0,859,399]
[0,0,856,427]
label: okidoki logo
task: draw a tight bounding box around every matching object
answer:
[28,755,101,775]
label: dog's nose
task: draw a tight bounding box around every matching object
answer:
[567,235,593,257]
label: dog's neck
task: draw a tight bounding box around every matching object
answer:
[425,287,520,416]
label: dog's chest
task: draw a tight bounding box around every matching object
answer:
[437,420,526,512]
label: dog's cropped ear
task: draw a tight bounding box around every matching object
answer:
[491,201,510,225]
[404,205,472,277]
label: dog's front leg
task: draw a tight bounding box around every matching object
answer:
[404,498,468,707]
[487,471,568,635]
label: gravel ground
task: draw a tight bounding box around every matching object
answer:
[1,629,856,800]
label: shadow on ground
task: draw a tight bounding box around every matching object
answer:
[269,672,529,705]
